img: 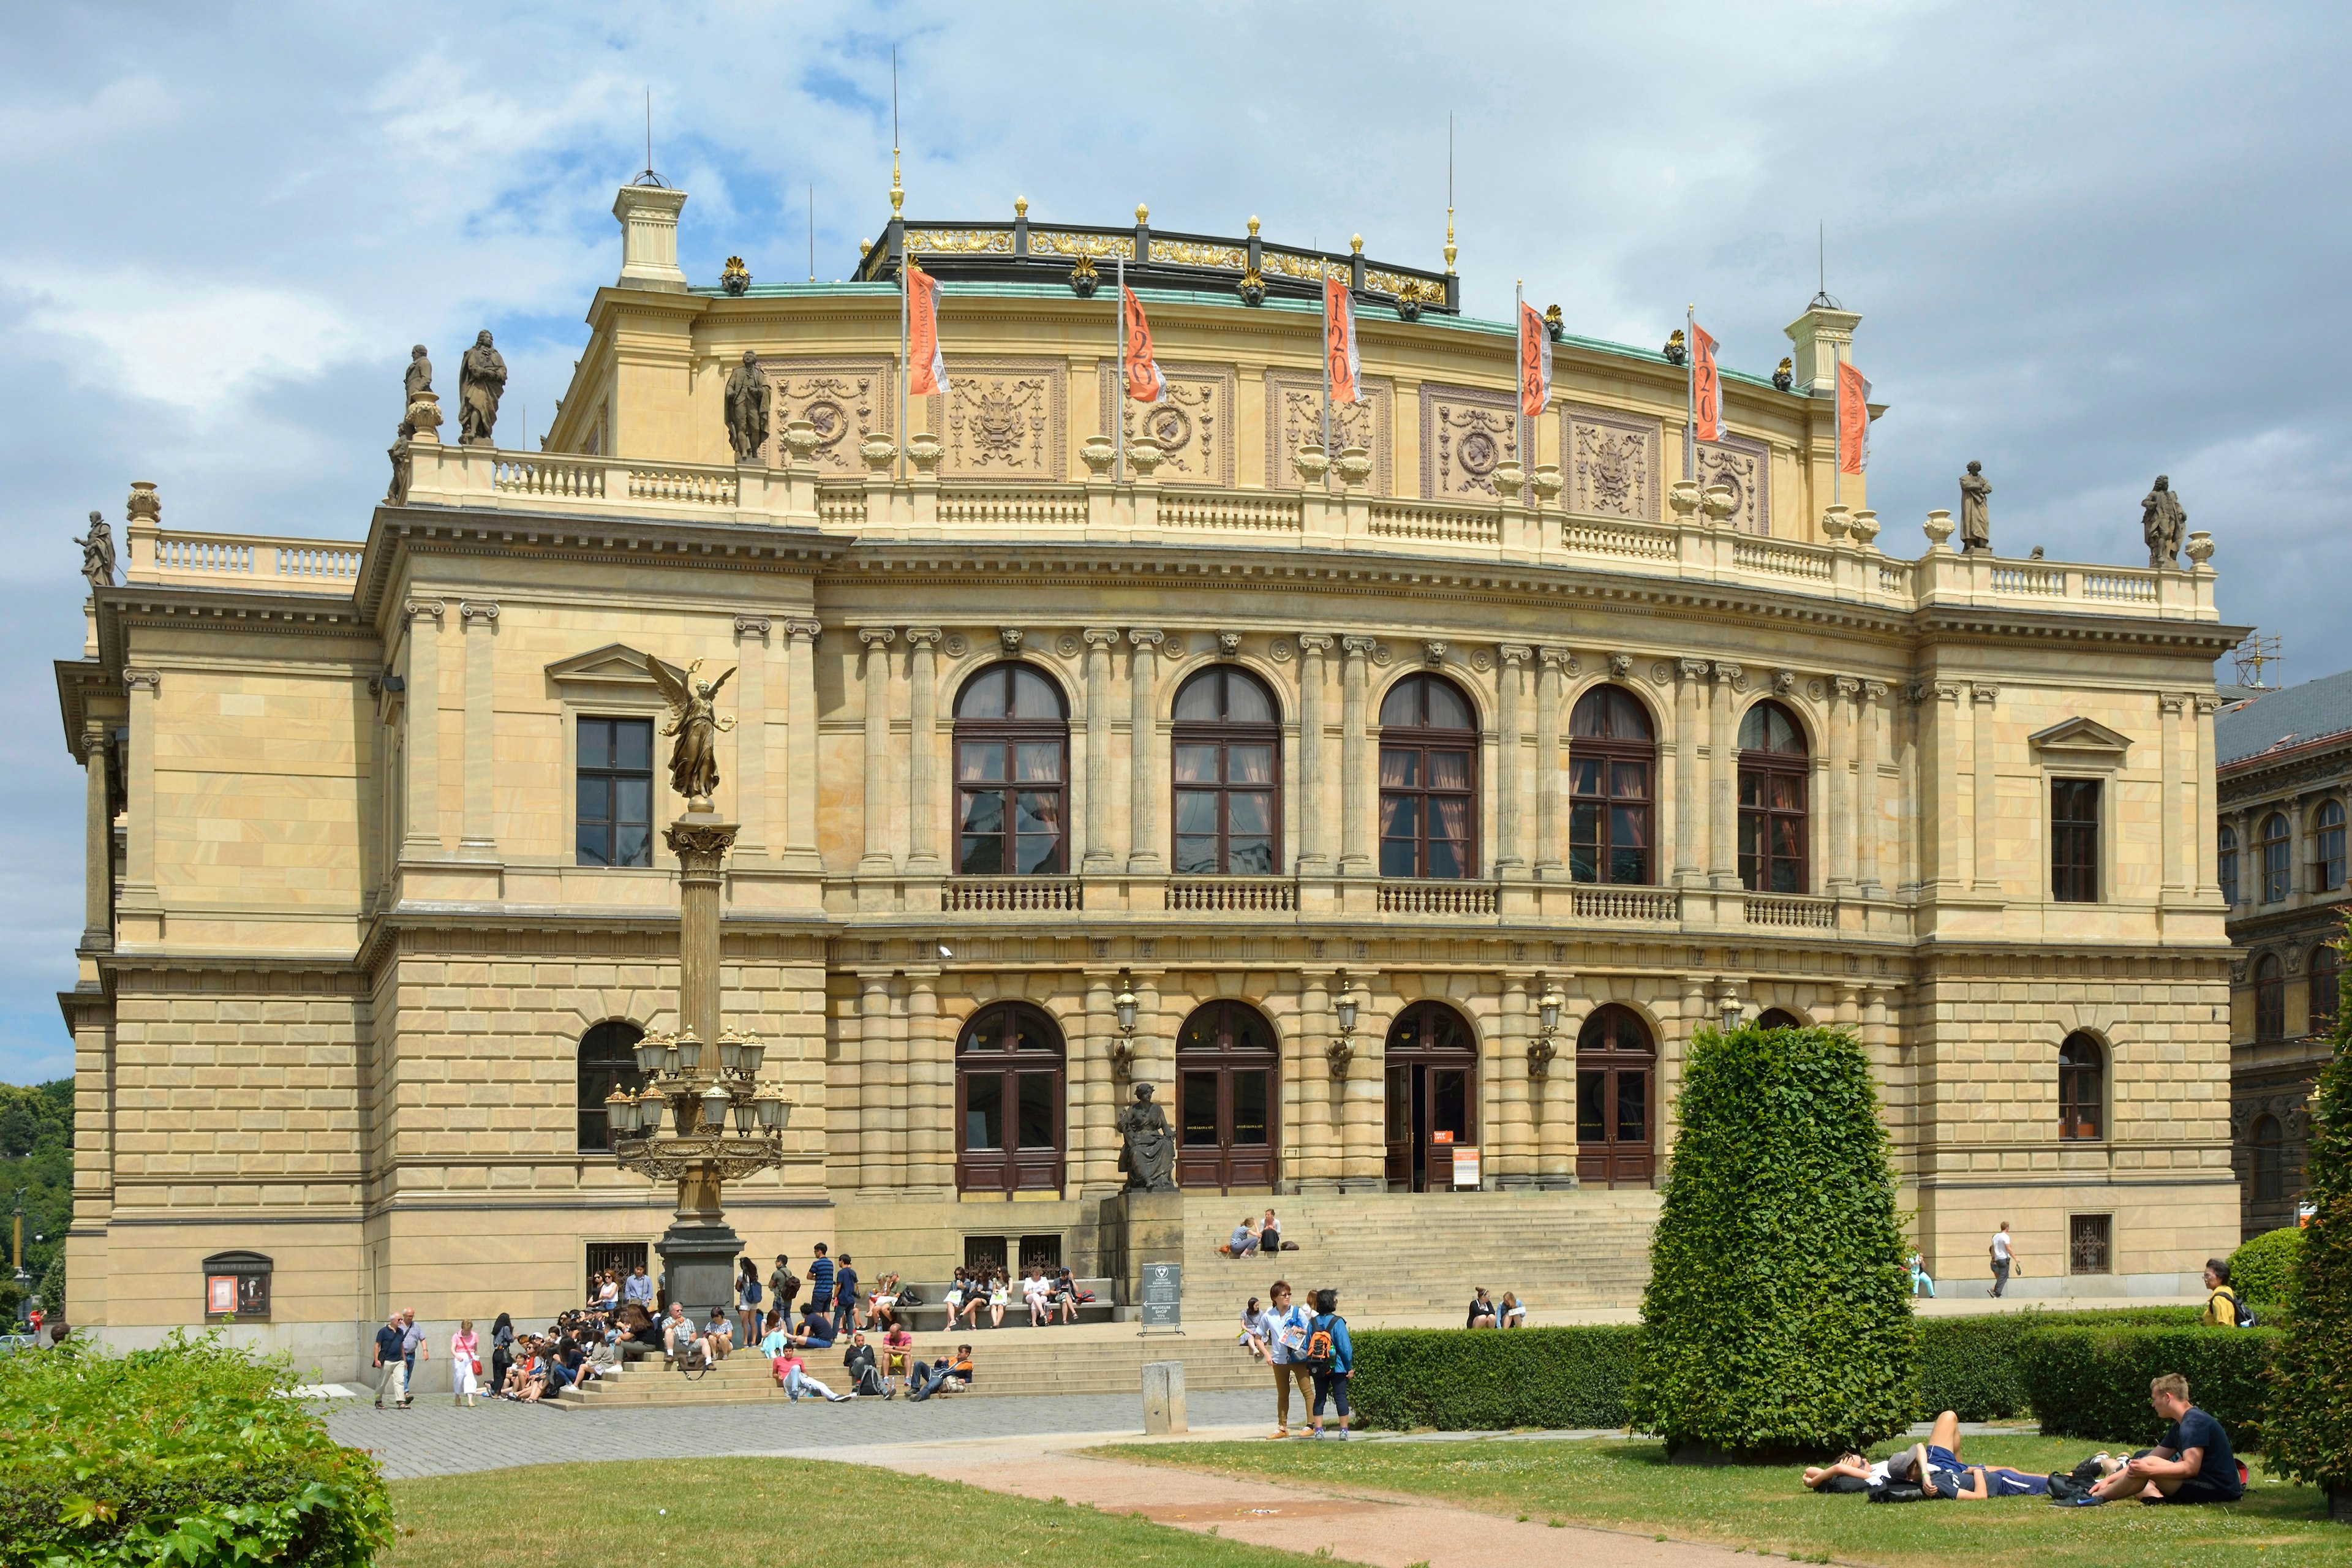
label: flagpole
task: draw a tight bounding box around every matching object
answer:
[1515,279,1525,481]
[893,47,906,483]
[1321,273,1333,467]
[1684,303,1695,483]
[1833,357,1842,507]
[1115,251,1126,485]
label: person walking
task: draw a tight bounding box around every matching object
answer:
[372,1312,405,1409]
[1988,1222,2018,1297]
[1303,1287,1354,1440]
[1257,1281,1313,1438]
[398,1310,426,1408]
[450,1319,480,1408]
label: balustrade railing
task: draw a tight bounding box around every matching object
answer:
[1733,536,1835,581]
[1158,491,1304,534]
[2081,570,2158,603]
[1164,878,1297,912]
[937,488,1088,528]
[1366,500,1499,546]
[627,466,738,507]
[494,456,606,500]
[1743,893,1838,929]
[1569,887,1681,922]
[941,876,1084,912]
[1377,880,1499,916]
[1561,516,1676,562]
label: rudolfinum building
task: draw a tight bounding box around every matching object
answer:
[56,178,2245,1377]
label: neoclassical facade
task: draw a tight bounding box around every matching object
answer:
[58,183,2245,1373]
[2217,669,2352,1236]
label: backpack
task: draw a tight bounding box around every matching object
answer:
[1303,1315,1337,1371]
[746,1279,763,1305]
[2212,1285,2256,1329]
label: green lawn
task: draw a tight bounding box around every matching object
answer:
[383,1457,1316,1568]
[1103,1434,2347,1568]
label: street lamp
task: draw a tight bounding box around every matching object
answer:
[1529,985,1566,1080]
[1328,971,1361,1078]
[1719,995,1743,1034]
[1111,977,1140,1075]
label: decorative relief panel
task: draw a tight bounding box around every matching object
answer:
[1560,404,1660,521]
[1418,384,1522,502]
[930,357,1066,480]
[905,228,1015,255]
[1263,371,1393,493]
[1028,230,1135,260]
[1094,362,1238,486]
[1695,431,1771,535]
[760,356,894,476]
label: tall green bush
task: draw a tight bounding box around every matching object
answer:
[2018,1324,2278,1451]
[2229,1226,2305,1308]
[1627,1023,1915,1456]
[2264,929,2352,1506]
[0,1331,392,1566]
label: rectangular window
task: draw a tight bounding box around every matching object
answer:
[964,1075,1003,1150]
[2067,1213,2113,1275]
[2051,778,2101,903]
[576,718,655,867]
[2218,832,2239,904]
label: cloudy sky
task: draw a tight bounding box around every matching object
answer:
[0,2,2343,1082]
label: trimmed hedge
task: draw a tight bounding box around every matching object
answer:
[0,1331,391,1567]
[2229,1227,2305,1308]
[1348,1325,1642,1431]
[2266,936,2352,1494]
[1629,1025,1916,1454]
[1344,1309,2237,1434]
[2019,1325,2280,1452]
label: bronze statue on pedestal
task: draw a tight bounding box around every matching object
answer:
[648,657,737,803]
[1117,1082,1177,1192]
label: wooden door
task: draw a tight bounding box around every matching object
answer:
[1574,1005,1655,1188]
[1383,1003,1479,1193]
[1174,1001,1280,1191]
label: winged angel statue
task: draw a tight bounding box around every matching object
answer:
[647,657,737,803]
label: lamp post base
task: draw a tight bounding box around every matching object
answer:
[655,1213,745,1330]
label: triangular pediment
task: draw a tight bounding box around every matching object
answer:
[2029,716,2132,761]
[544,643,679,688]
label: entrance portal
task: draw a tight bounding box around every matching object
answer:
[1383,1001,1478,1191]
[1575,1004,1655,1188]
[1174,1000,1280,1191]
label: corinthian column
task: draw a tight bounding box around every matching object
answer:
[1860,681,1888,895]
[1709,663,1741,887]
[1971,684,1999,892]
[1675,658,1708,884]
[1497,645,1531,873]
[857,628,897,873]
[1535,648,1568,876]
[457,600,499,859]
[1128,630,1165,873]
[905,628,943,872]
[1830,676,1858,893]
[399,599,444,858]
[1082,628,1119,869]
[2160,692,2185,892]
[782,620,823,871]
[81,718,110,947]
[1340,636,1376,876]
[732,615,772,856]
[1296,634,1333,874]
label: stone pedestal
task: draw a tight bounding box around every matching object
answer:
[1142,1360,1189,1434]
[1099,1189,1185,1313]
[655,1214,745,1328]
[655,802,744,1324]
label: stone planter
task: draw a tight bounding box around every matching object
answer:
[1293,443,1330,487]
[1923,508,1955,550]
[780,418,819,466]
[859,435,896,476]
[906,432,942,475]
[1080,434,1115,478]
[1129,439,1163,480]
[1335,445,1372,489]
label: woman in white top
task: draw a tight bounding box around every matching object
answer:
[450,1319,480,1408]
[987,1273,1010,1328]
[594,1271,619,1310]
[1023,1266,1052,1327]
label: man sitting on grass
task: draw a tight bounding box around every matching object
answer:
[2075,1374,2244,1506]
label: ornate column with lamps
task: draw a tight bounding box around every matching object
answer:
[611,657,794,1327]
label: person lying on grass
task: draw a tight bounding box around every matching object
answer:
[2075,1373,2244,1506]
[1803,1452,1890,1493]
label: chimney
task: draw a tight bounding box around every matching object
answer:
[1783,304,1862,396]
[612,184,690,293]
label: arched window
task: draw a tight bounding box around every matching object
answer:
[2217,823,2239,905]
[2313,799,2346,892]
[2058,1033,2103,1140]
[1175,1001,1280,1191]
[1737,701,1809,894]
[2255,953,2286,1041]
[577,1020,647,1154]
[1378,674,1477,880]
[2260,812,2291,903]
[2311,944,2340,1033]
[955,1003,1065,1194]
[1568,685,1656,885]
[1382,1002,1478,1192]
[1172,666,1280,876]
[954,663,1069,875]
[2252,1114,2283,1204]
[1756,1008,1803,1030]
[1575,1005,1655,1188]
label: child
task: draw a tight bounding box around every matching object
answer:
[1303,1287,1354,1440]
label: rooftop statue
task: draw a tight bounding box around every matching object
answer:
[1116,1082,1177,1193]
[458,330,507,447]
[74,510,116,592]
[1957,461,1991,553]
[647,656,737,804]
[723,349,771,465]
[2142,475,2187,569]
[398,344,437,440]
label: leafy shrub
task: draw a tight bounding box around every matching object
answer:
[1915,1306,2209,1423]
[1348,1326,1641,1431]
[2265,935,2352,1496]
[1628,1025,1916,1455]
[2018,1325,2279,1452]
[0,1330,392,1567]
[2228,1226,2304,1308]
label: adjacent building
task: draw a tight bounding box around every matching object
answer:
[56,181,2247,1376]
[2217,668,2352,1236]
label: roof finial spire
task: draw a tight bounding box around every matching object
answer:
[1444,111,1457,274]
[889,47,904,219]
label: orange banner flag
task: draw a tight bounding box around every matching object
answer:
[1836,359,1871,476]
[1323,275,1360,405]
[1518,301,1553,417]
[1691,320,1722,443]
[1122,286,1165,403]
[905,262,944,396]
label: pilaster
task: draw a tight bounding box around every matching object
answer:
[1709,662,1741,888]
[1860,681,1888,895]
[1829,675,1859,893]
[856,628,897,880]
[1295,633,1333,877]
[904,628,943,873]
[398,600,445,859]
[731,615,772,857]
[1126,630,1164,874]
[1339,635,1376,880]
[1535,647,1569,877]
[1496,644,1530,874]
[1082,628,1119,870]
[781,620,824,873]
[456,600,499,860]
[1971,683,2000,892]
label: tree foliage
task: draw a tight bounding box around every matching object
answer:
[2263,928,2352,1496]
[0,1077,71,1319]
[1627,1023,1916,1456]
[2228,1226,2305,1308]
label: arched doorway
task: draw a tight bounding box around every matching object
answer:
[1575,1005,1655,1188]
[1755,1008,1803,1031]
[1174,1001,1279,1191]
[1383,1002,1478,1191]
[955,1002,1066,1195]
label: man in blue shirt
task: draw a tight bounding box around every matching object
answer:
[832,1254,861,1330]
[371,1313,405,1408]
[622,1264,654,1309]
[2084,1374,2243,1504]
[805,1243,836,1317]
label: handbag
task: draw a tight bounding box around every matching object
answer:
[473,1357,484,1377]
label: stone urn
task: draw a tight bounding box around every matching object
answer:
[780,418,820,467]
[1923,508,1955,551]
[1334,445,1373,489]
[906,432,942,475]
[1293,443,1330,488]
[1129,439,1163,480]
[1667,479,1702,522]
[1820,503,1852,541]
[1700,483,1737,526]
[1849,510,1880,548]
[402,390,444,443]
[1492,459,1526,500]
[2185,529,2215,568]
[1531,464,1564,508]
[1080,434,1115,478]
[859,434,896,477]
